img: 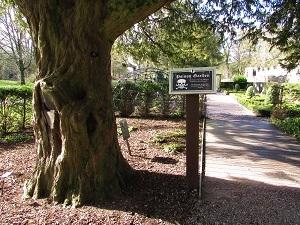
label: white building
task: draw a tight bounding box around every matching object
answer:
[245,65,300,83]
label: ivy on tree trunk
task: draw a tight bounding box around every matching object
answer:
[15,0,173,207]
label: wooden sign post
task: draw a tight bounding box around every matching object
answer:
[186,94,200,189]
[169,67,216,190]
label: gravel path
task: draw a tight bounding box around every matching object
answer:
[190,93,300,225]
[206,93,300,187]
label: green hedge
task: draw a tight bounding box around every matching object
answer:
[271,117,300,140]
[220,82,253,90]
[113,80,139,117]
[232,84,300,139]
[0,78,185,137]
[0,80,33,136]
[265,84,281,105]
[233,75,247,89]
[112,79,184,118]
[232,92,273,117]
[282,83,300,102]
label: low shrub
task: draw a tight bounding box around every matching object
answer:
[163,143,185,154]
[113,80,138,117]
[135,80,161,117]
[232,92,272,117]
[255,105,272,117]
[233,75,247,89]
[265,84,281,105]
[153,129,186,154]
[0,133,33,143]
[271,117,300,140]
[271,104,300,119]
[271,107,289,119]
[245,86,255,98]
[0,81,33,136]
[153,129,186,144]
[234,83,240,91]
[282,83,300,102]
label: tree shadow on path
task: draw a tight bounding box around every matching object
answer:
[96,171,300,225]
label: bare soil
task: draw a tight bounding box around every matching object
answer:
[0,118,299,225]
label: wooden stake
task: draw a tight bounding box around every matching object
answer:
[125,139,132,156]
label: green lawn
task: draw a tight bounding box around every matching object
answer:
[0,80,34,88]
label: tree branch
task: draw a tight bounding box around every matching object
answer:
[104,0,175,40]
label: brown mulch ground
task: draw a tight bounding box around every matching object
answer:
[0,118,300,225]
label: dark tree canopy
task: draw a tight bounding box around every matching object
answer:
[195,0,300,70]
[116,1,223,68]
[264,0,300,70]
[116,0,300,70]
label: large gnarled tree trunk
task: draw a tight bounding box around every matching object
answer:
[16,0,172,206]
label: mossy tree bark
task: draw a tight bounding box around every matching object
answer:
[16,0,173,207]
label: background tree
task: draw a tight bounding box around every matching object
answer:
[210,0,300,71]
[263,0,300,70]
[111,47,128,80]
[229,36,254,75]
[0,3,33,84]
[116,0,223,68]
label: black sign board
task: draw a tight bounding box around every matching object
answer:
[169,68,216,94]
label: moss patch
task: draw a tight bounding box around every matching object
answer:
[153,129,186,154]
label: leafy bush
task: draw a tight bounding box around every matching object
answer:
[163,143,184,154]
[0,81,33,136]
[245,86,255,98]
[234,83,240,91]
[0,133,33,143]
[282,83,300,101]
[271,104,300,119]
[282,103,300,117]
[156,81,171,116]
[232,92,272,117]
[154,129,186,154]
[135,80,161,117]
[271,107,288,119]
[271,117,300,140]
[113,80,139,117]
[255,105,272,117]
[154,129,186,144]
[265,84,281,105]
[233,75,247,89]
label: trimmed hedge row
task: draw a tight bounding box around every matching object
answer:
[113,80,184,118]
[0,81,33,136]
[0,79,185,136]
[232,83,300,140]
[220,82,253,90]
[271,117,300,140]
